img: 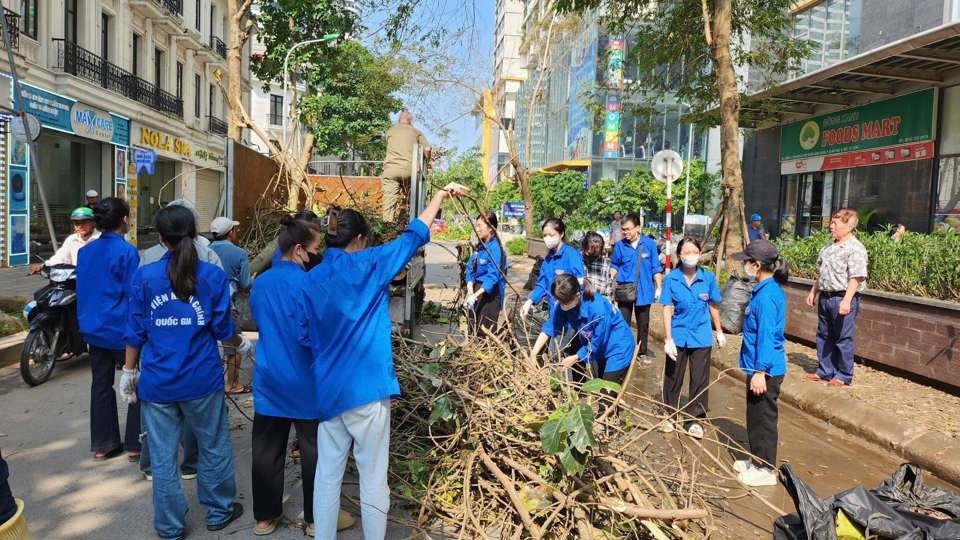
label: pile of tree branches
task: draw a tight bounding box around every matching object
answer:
[389,316,772,539]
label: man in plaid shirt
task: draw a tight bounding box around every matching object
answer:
[581,232,614,298]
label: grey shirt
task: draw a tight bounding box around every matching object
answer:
[609,219,624,245]
[816,236,868,293]
[139,235,223,269]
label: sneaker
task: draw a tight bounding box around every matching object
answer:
[143,472,153,481]
[685,423,704,440]
[738,465,777,487]
[732,460,751,474]
[658,420,676,433]
[181,472,198,480]
[207,502,244,531]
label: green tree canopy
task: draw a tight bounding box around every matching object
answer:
[529,170,587,221]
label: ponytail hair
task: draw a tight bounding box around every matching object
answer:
[156,205,198,301]
[278,214,321,254]
[93,197,129,231]
[552,273,594,303]
[325,208,369,248]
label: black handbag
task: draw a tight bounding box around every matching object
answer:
[613,242,644,304]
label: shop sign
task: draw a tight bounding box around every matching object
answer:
[70,103,114,143]
[780,89,935,162]
[607,35,625,90]
[567,27,597,154]
[502,201,525,218]
[133,147,157,175]
[139,126,193,159]
[780,141,934,174]
[13,84,130,146]
[603,95,621,158]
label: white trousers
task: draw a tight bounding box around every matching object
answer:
[314,399,391,540]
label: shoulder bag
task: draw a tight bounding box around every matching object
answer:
[613,242,644,304]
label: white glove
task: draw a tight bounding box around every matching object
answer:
[715,331,727,348]
[119,367,140,404]
[663,339,678,360]
[465,294,477,310]
[520,299,534,318]
[655,287,662,302]
[236,335,254,356]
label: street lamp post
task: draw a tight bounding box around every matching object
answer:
[281,34,341,155]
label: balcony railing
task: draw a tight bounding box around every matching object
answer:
[208,115,227,135]
[53,38,183,119]
[1,9,20,50]
[160,0,182,16]
[268,113,283,126]
[211,35,226,58]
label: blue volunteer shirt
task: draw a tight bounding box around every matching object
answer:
[125,254,235,403]
[739,278,787,377]
[748,226,765,242]
[544,293,635,372]
[250,260,316,419]
[300,220,430,422]
[209,239,251,294]
[530,242,585,306]
[611,237,663,305]
[465,238,508,305]
[77,232,140,350]
[659,267,722,348]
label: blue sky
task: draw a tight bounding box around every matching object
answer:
[362,1,494,157]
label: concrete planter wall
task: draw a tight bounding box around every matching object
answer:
[527,238,547,259]
[783,278,960,389]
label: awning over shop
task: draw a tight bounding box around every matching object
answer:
[744,22,960,126]
[537,159,590,174]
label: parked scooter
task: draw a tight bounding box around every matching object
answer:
[20,264,87,386]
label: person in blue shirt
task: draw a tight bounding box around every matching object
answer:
[249,210,323,276]
[528,275,635,401]
[120,205,252,540]
[610,213,663,364]
[731,239,788,488]
[658,237,726,439]
[76,197,141,461]
[748,213,766,243]
[463,211,508,334]
[520,217,585,318]
[209,216,253,396]
[302,182,466,540]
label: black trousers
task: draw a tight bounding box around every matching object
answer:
[0,450,15,525]
[467,288,502,335]
[618,302,651,355]
[571,358,628,414]
[90,346,141,453]
[252,413,319,523]
[662,346,711,421]
[746,375,783,469]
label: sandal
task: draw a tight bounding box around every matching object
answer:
[804,374,823,382]
[127,451,142,463]
[94,447,122,461]
[254,516,282,536]
[827,378,846,387]
[225,384,252,395]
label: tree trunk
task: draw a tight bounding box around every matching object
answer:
[710,0,746,272]
[226,0,252,142]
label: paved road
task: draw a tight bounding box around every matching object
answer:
[0,241,955,539]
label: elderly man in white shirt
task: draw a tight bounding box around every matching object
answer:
[30,206,101,274]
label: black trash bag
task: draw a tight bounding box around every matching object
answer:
[507,295,549,349]
[719,277,755,334]
[774,464,960,540]
[235,290,258,332]
[524,256,544,291]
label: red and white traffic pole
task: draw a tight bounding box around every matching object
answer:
[665,180,672,270]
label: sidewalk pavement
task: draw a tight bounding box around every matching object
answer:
[646,305,960,482]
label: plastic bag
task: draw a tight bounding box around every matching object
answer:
[235,290,257,332]
[719,278,755,334]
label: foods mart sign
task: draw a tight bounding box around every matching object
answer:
[779,89,935,162]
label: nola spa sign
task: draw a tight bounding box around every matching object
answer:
[779,89,935,162]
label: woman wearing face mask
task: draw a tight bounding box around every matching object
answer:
[300,182,466,540]
[658,237,725,439]
[730,240,789,487]
[464,211,508,334]
[521,218,585,318]
[249,216,357,536]
[528,275,635,392]
[76,197,141,461]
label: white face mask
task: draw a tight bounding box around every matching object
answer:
[543,236,560,250]
[681,255,699,268]
[743,262,758,279]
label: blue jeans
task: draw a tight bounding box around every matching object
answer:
[139,407,199,476]
[141,391,237,539]
[815,294,860,384]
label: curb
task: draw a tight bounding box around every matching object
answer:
[646,312,960,483]
[0,331,27,368]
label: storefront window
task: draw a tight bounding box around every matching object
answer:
[936,156,960,233]
[780,174,798,237]
[792,0,861,75]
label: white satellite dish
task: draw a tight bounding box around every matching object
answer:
[651,149,683,183]
[12,113,41,141]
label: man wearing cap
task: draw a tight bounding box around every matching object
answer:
[30,207,101,274]
[748,213,766,243]
[85,190,100,209]
[210,217,252,395]
[140,199,222,268]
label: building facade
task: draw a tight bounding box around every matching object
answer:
[484,0,527,186]
[742,0,960,238]
[0,0,251,266]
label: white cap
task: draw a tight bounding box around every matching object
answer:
[210,216,240,236]
[86,189,99,198]
[166,198,200,226]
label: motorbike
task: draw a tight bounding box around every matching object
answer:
[20,264,87,386]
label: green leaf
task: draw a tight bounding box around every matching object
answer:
[539,409,568,454]
[581,378,622,395]
[558,447,586,476]
[548,371,563,393]
[428,396,455,425]
[565,403,596,453]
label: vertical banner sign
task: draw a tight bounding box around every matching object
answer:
[603,35,625,159]
[7,123,29,266]
[567,26,598,159]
